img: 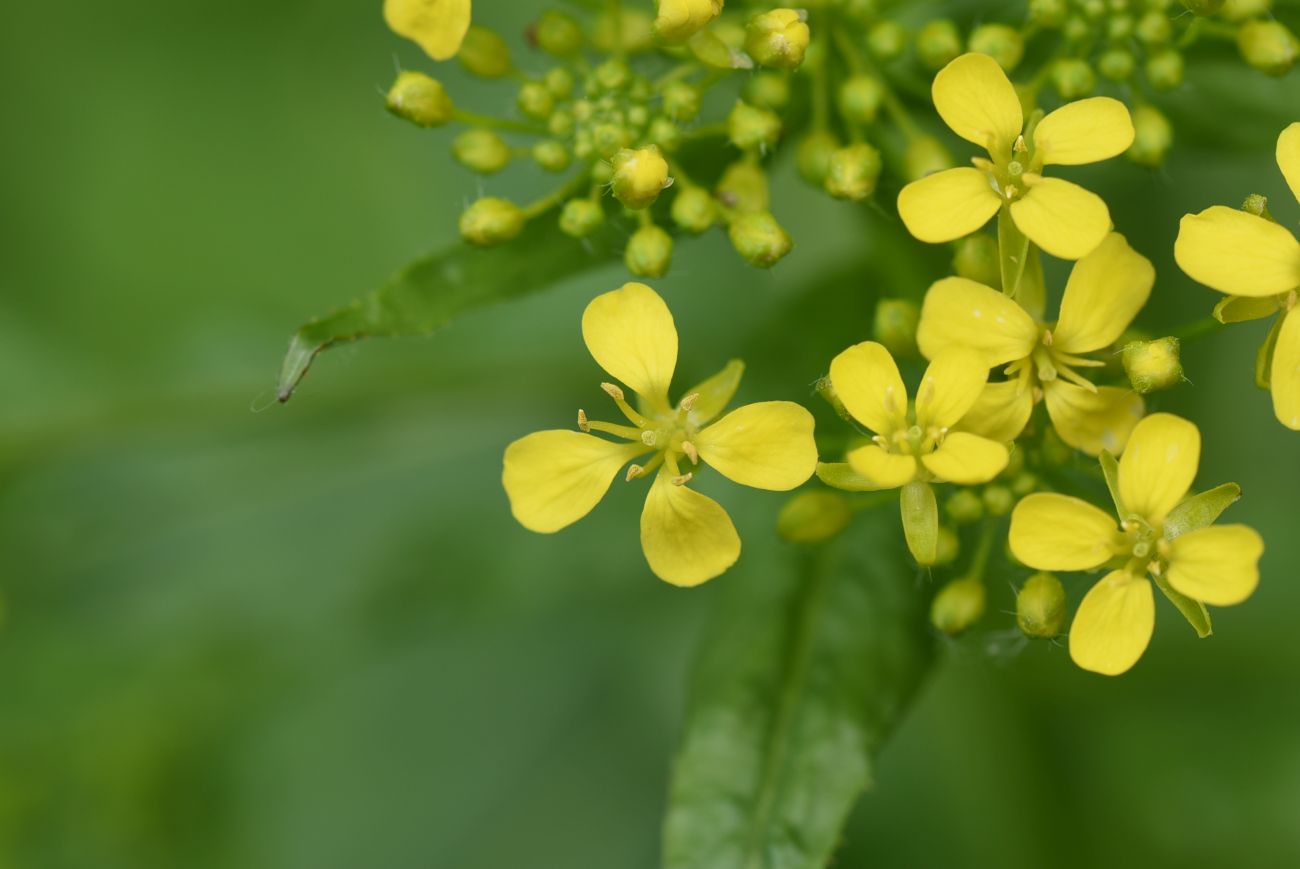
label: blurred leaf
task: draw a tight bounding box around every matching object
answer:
[662,510,933,869]
[276,221,613,401]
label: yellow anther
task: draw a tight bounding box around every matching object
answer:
[672,472,694,486]
[681,440,699,465]
[1013,134,1027,154]
[679,392,701,413]
[641,430,659,447]
[626,464,644,482]
[1041,330,1054,347]
[577,409,590,432]
[600,382,626,401]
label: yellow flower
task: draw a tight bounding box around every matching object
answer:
[897,53,1134,260]
[502,283,818,587]
[1174,122,1300,430]
[384,0,472,61]
[1009,413,1264,675]
[917,232,1151,455]
[654,0,724,42]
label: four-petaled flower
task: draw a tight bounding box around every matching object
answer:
[898,52,1134,260]
[917,232,1152,455]
[1010,413,1264,675]
[1174,122,1300,430]
[503,282,818,587]
[385,0,472,61]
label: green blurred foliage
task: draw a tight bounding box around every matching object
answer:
[1,2,1299,867]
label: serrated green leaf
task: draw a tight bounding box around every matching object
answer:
[276,221,611,401]
[662,512,932,869]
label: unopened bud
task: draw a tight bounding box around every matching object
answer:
[459,197,525,246]
[917,20,962,70]
[1145,49,1184,90]
[716,160,770,212]
[385,71,453,127]
[559,199,605,238]
[611,146,671,209]
[1052,58,1096,99]
[873,298,920,357]
[593,58,632,92]
[727,101,782,151]
[671,186,718,233]
[904,135,953,181]
[654,0,723,42]
[1098,47,1136,80]
[1029,0,1069,27]
[945,489,985,525]
[1180,0,1225,14]
[969,23,1024,71]
[931,576,986,635]
[1108,15,1136,41]
[1238,19,1299,76]
[983,485,1014,517]
[648,117,683,152]
[797,131,840,186]
[1123,336,1183,393]
[777,490,853,544]
[729,212,793,268]
[534,10,583,57]
[953,233,1001,288]
[453,129,511,174]
[532,140,571,173]
[592,8,656,54]
[458,26,512,78]
[1136,11,1173,45]
[837,75,884,125]
[1016,572,1067,638]
[1222,0,1273,22]
[746,9,810,70]
[517,81,555,120]
[744,72,792,110]
[867,20,907,60]
[544,67,575,99]
[1127,104,1173,168]
[661,81,702,121]
[625,225,674,278]
[825,143,882,201]
[933,526,960,567]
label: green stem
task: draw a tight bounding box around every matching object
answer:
[522,171,590,219]
[1173,316,1223,343]
[451,109,546,135]
[966,517,999,582]
[830,28,920,141]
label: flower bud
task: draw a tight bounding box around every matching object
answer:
[612,146,671,209]
[1016,572,1066,638]
[901,480,939,565]
[744,72,792,110]
[837,75,884,125]
[661,81,702,121]
[1029,0,1069,26]
[591,122,631,159]
[559,199,605,238]
[452,129,511,174]
[1011,472,1037,497]
[625,224,674,277]
[1222,0,1273,22]
[933,526,961,567]
[592,8,656,54]
[460,197,525,246]
[1123,336,1183,393]
[916,19,962,70]
[458,26,512,78]
[1238,19,1299,75]
[544,68,575,101]
[589,157,614,186]
[867,20,908,60]
[716,160,770,212]
[1098,47,1136,80]
[654,0,723,42]
[1063,16,1090,42]
[983,485,1014,517]
[671,186,718,233]
[1136,11,1173,45]
[945,489,985,525]
[1052,58,1096,99]
[532,140,571,173]
[968,23,1024,71]
[1108,14,1136,41]
[727,101,782,151]
[517,81,555,120]
[385,71,454,129]
[1127,104,1173,167]
[549,109,575,138]
[825,143,882,201]
[953,233,1001,288]
[1145,49,1184,90]
[746,9,811,70]
[729,212,793,268]
[777,490,853,544]
[648,117,683,152]
[931,577,986,635]
[904,135,953,181]
[534,11,584,57]
[1180,0,1225,14]
[796,131,840,186]
[873,298,920,357]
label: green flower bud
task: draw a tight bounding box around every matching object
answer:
[1180,0,1225,14]
[459,197,525,246]
[1010,471,1037,497]
[671,186,718,233]
[648,117,683,152]
[983,485,1014,517]
[661,81,702,122]
[559,199,605,238]
[592,122,632,159]
[1136,10,1173,44]
[825,143,882,201]
[549,109,575,138]
[1029,0,1070,26]
[933,526,961,567]
[867,20,908,60]
[777,490,853,544]
[1040,426,1073,467]
[729,212,793,267]
[1123,336,1183,393]
[945,489,985,525]
[594,58,632,91]
[744,72,792,110]
[904,135,953,181]
[385,71,454,128]
[953,233,1001,288]
[931,576,986,635]
[534,10,584,57]
[611,146,671,210]
[625,224,674,277]
[532,140,571,173]
[1145,48,1184,90]
[727,101,782,151]
[1221,0,1272,22]
[1127,104,1173,167]
[1063,16,1091,42]
[837,75,884,125]
[517,81,555,120]
[873,298,920,357]
[716,160,770,212]
[796,131,840,186]
[901,480,939,565]
[1016,572,1067,638]
[1238,19,1299,75]
[745,9,811,70]
[592,8,656,54]
[1098,47,1136,80]
[968,23,1024,71]
[1081,0,1107,18]
[1052,58,1097,99]
[458,26,513,78]
[452,128,511,174]
[628,105,651,130]
[544,67,575,99]
[916,19,963,70]
[1108,14,1136,40]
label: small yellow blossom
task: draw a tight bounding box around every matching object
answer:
[897,53,1134,260]
[384,0,472,61]
[654,0,723,42]
[1174,122,1300,430]
[917,232,1151,454]
[503,283,818,587]
[1009,413,1264,675]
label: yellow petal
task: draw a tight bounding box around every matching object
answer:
[1165,525,1264,607]
[1069,571,1154,676]
[957,380,1035,442]
[916,276,1038,365]
[1043,381,1144,456]
[1272,306,1300,430]
[1118,412,1200,524]
[384,0,472,61]
[1278,122,1300,205]
[682,359,744,425]
[1033,97,1134,166]
[921,432,1009,484]
[502,431,646,533]
[1174,206,1300,297]
[696,401,818,491]
[915,349,989,429]
[897,168,1001,244]
[1052,233,1155,354]
[1009,176,1111,260]
[582,282,678,406]
[640,470,740,587]
[931,53,1023,151]
[1009,492,1120,570]
[845,445,917,489]
[829,341,908,435]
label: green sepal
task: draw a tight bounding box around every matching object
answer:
[1099,450,1126,518]
[1255,313,1285,390]
[815,462,888,492]
[1214,294,1279,324]
[1154,573,1213,638]
[900,480,938,565]
[681,360,744,423]
[1164,482,1242,540]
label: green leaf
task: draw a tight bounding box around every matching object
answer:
[662,511,933,869]
[276,221,612,402]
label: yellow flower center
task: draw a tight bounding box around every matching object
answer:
[873,403,948,457]
[1003,326,1108,397]
[580,384,702,485]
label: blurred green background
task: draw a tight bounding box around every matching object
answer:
[3,2,1299,867]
